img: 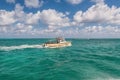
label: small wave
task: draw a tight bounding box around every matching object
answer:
[0,44,43,51]
[95,77,120,80]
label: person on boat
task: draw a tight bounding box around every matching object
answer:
[56,37,64,43]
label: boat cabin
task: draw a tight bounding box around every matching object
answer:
[45,37,65,44]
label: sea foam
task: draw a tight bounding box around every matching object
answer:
[0,44,43,51]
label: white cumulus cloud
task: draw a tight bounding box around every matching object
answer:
[14,4,25,22]
[91,0,104,4]
[24,0,43,8]
[6,0,15,3]
[15,23,33,34]
[55,0,61,3]
[40,9,70,29]
[25,11,41,25]
[73,3,120,25]
[81,25,120,38]
[0,10,16,26]
[66,0,82,5]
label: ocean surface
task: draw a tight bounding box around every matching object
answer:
[0,39,120,80]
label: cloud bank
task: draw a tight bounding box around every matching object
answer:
[1,0,120,38]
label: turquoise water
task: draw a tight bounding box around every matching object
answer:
[0,39,120,80]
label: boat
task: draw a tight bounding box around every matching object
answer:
[42,37,72,48]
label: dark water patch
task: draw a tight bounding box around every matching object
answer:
[89,60,120,77]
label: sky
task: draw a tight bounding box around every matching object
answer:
[0,0,120,38]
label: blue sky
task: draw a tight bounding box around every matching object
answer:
[0,0,120,38]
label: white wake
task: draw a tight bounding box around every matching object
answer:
[0,44,43,51]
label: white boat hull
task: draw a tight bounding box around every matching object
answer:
[43,41,71,48]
